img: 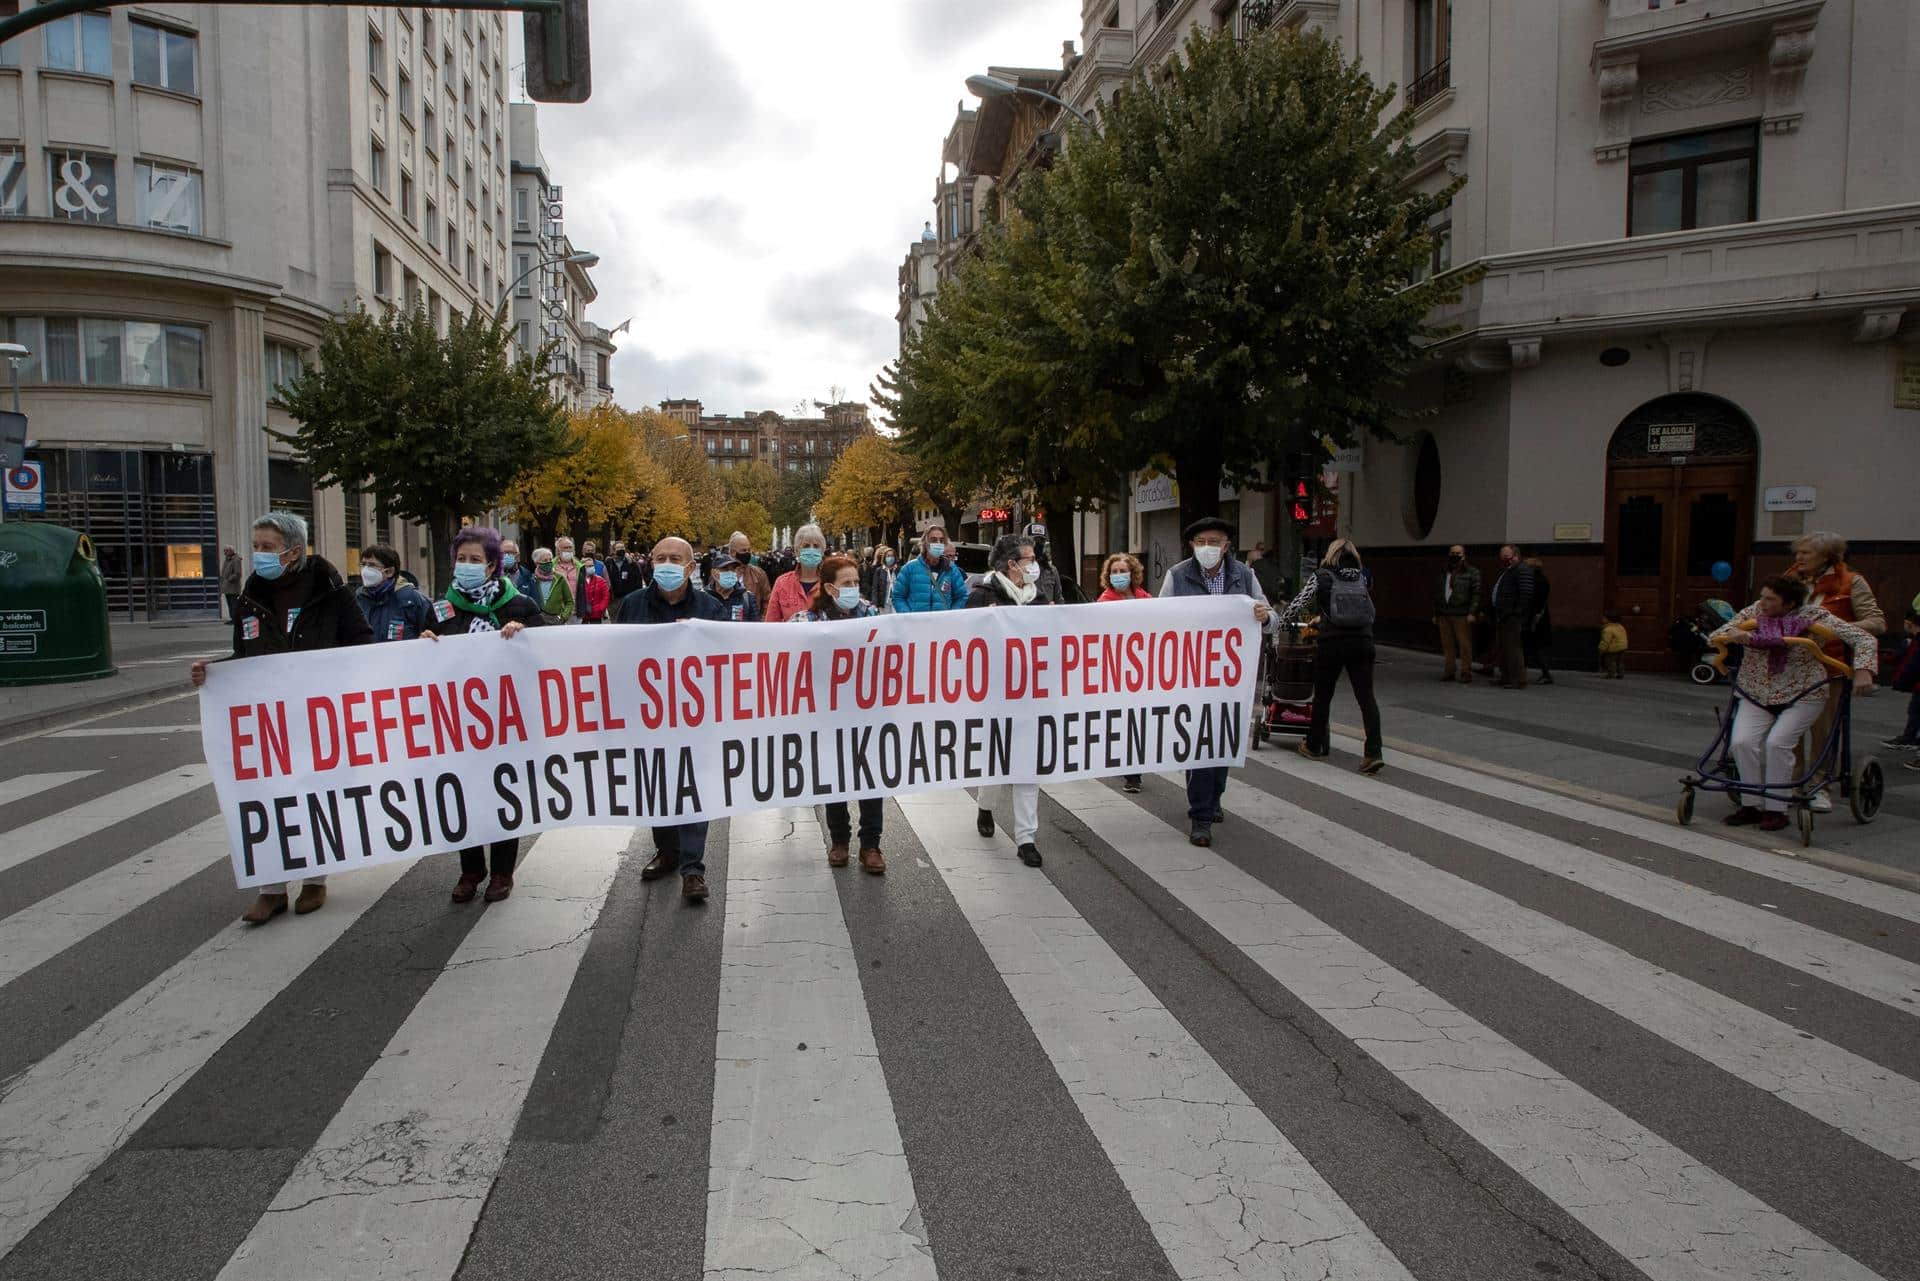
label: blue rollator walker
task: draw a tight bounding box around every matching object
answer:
[1677,617,1886,846]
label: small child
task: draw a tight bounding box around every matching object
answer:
[1597,612,1629,679]
[1884,609,1920,753]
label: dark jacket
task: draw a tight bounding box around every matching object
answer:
[606,556,645,601]
[1434,562,1482,616]
[1890,637,1920,692]
[219,552,244,595]
[1527,564,1553,640]
[615,582,730,625]
[1489,561,1538,622]
[431,580,548,636]
[356,581,437,642]
[1161,555,1259,601]
[966,574,1037,609]
[229,555,373,659]
[1313,565,1374,639]
[507,564,537,598]
[706,586,762,623]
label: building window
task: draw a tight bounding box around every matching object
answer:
[367,24,384,86]
[397,69,413,120]
[48,150,116,223]
[133,161,202,234]
[465,245,476,285]
[369,136,387,194]
[44,11,111,75]
[446,218,457,261]
[265,340,305,402]
[1628,125,1757,236]
[707,439,716,455]
[0,148,24,216]
[3,315,204,389]
[131,21,196,94]
[373,241,392,297]
[515,252,531,295]
[424,104,437,153]
[421,12,434,55]
[428,291,443,333]
[402,170,418,223]
[516,320,531,353]
[514,186,530,230]
[404,268,420,310]
[481,262,491,298]
[425,197,439,249]
[1409,0,1451,107]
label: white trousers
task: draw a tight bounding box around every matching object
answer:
[977,783,1040,844]
[1730,696,1825,812]
[258,876,325,895]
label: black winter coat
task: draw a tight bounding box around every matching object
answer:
[229,556,373,659]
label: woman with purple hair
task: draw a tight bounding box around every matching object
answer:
[421,525,548,902]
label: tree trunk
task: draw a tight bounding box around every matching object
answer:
[426,512,456,597]
[937,501,965,539]
[1038,488,1079,598]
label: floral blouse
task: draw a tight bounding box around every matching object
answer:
[1710,603,1877,707]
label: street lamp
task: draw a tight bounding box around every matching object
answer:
[965,73,1095,128]
[497,249,600,312]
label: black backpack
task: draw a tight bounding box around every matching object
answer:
[1324,572,1376,628]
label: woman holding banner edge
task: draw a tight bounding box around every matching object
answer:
[792,554,888,874]
[418,526,547,903]
[967,533,1046,868]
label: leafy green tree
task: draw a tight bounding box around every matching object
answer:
[882,25,1465,534]
[719,499,773,552]
[720,460,782,514]
[275,305,567,590]
[772,468,824,537]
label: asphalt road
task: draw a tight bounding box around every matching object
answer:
[1,688,1917,1281]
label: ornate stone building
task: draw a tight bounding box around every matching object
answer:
[661,399,874,477]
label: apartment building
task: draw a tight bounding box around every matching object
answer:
[507,100,613,412]
[661,398,874,475]
[0,5,608,616]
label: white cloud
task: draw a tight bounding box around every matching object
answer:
[518,0,1082,416]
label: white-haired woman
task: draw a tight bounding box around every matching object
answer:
[1297,539,1385,775]
[190,511,372,925]
[766,522,829,622]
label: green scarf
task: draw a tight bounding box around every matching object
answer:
[448,576,523,627]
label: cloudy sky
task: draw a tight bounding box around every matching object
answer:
[516,0,1083,421]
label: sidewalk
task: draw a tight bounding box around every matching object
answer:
[1337,644,1920,879]
[0,619,227,738]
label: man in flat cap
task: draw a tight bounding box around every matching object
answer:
[1159,516,1278,847]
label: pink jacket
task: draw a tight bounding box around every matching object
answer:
[765,570,819,623]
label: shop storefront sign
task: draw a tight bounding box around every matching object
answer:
[1131,473,1177,514]
[1645,423,1696,454]
[1763,485,1816,512]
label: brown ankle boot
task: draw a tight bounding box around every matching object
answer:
[293,883,326,914]
[452,871,485,903]
[827,842,850,868]
[483,874,513,902]
[858,847,886,876]
[241,893,288,926]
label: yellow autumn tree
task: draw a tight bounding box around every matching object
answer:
[816,435,917,543]
[719,498,773,551]
[498,404,649,548]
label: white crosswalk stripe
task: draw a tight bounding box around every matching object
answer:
[0,751,1913,1281]
[0,860,409,1257]
[0,770,96,808]
[704,808,935,1280]
[1259,753,1920,1015]
[0,765,209,876]
[0,815,227,987]
[214,827,625,1281]
[899,788,1417,1281]
[1052,779,1888,1281]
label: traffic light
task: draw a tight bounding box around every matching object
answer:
[1284,451,1314,527]
[524,0,591,103]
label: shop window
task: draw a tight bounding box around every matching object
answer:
[165,544,205,578]
[131,20,196,95]
[23,317,205,389]
[135,161,203,234]
[1628,126,1756,236]
[44,11,111,75]
[48,149,116,223]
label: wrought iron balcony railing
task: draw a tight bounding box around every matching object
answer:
[1407,57,1451,109]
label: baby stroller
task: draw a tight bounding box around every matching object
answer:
[1676,618,1885,846]
[1255,622,1317,746]
[1669,599,1739,685]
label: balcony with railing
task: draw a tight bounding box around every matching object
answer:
[1406,57,1451,110]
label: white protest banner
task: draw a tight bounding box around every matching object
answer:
[198,597,1259,889]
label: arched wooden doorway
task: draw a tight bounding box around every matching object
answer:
[1604,394,1757,666]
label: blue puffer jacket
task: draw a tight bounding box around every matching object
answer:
[355,581,437,642]
[891,555,970,613]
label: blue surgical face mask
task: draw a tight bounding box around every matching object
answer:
[252,550,287,580]
[1109,572,1131,591]
[652,563,687,591]
[716,570,739,590]
[501,553,518,571]
[797,547,825,569]
[926,542,946,559]
[835,585,862,611]
[453,562,489,591]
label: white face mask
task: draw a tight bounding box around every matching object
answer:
[1194,545,1225,569]
[1022,561,1042,583]
[559,550,575,562]
[360,566,386,588]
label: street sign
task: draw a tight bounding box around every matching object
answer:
[0,410,26,471]
[1763,485,1817,512]
[3,461,43,513]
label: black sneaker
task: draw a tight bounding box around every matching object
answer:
[1880,735,1920,751]
[1189,824,1212,847]
[976,808,995,838]
[1122,776,1141,794]
[1016,843,1042,867]
[1904,757,1920,773]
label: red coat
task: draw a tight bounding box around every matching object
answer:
[766,570,820,623]
[1097,587,1153,602]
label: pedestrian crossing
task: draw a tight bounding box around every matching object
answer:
[2,746,1917,1281]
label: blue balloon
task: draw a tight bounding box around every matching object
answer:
[1711,560,1733,583]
